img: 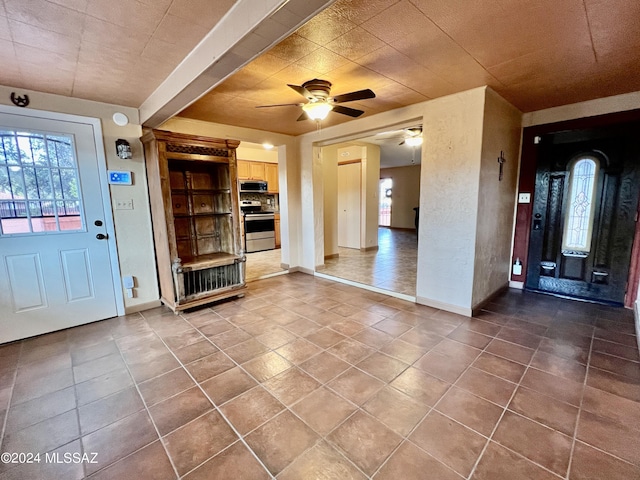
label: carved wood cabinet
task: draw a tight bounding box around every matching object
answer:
[142,130,246,312]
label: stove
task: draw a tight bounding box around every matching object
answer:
[240,201,275,252]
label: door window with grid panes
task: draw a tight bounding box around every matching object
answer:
[0,130,84,235]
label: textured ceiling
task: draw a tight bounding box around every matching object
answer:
[0,0,237,106]
[1,0,639,137]
[178,0,640,135]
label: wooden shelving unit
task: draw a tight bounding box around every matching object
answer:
[142,129,247,312]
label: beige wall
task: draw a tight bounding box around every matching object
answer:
[472,88,523,307]
[322,145,339,257]
[362,143,380,249]
[236,146,278,163]
[0,85,159,313]
[380,165,421,229]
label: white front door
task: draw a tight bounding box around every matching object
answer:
[0,111,119,343]
[338,162,361,249]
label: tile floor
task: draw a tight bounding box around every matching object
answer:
[245,248,287,282]
[317,228,418,296]
[0,273,639,479]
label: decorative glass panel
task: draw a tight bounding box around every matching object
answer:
[562,156,599,256]
[0,130,84,235]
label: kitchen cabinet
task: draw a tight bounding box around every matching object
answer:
[237,160,250,179]
[265,163,279,193]
[274,213,281,248]
[249,161,265,181]
[142,129,247,312]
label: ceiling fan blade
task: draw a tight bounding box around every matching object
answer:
[331,89,375,104]
[333,105,364,118]
[255,103,303,108]
[399,140,405,146]
[288,84,315,100]
[297,111,310,122]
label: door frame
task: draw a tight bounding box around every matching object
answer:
[0,104,125,317]
[511,108,640,304]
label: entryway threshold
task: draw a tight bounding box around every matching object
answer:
[314,272,416,302]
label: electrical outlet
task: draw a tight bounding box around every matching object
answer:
[518,193,531,204]
[115,199,134,210]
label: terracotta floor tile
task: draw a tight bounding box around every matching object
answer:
[305,327,346,348]
[390,367,451,406]
[409,411,486,477]
[276,338,322,364]
[0,439,84,480]
[279,440,366,480]
[589,351,640,380]
[570,441,640,480]
[576,410,640,466]
[300,351,351,383]
[459,318,503,337]
[328,410,402,476]
[200,366,257,405]
[398,328,444,350]
[592,338,640,362]
[328,338,375,364]
[372,318,413,337]
[255,327,297,349]
[127,352,181,383]
[199,319,235,337]
[292,386,356,436]
[162,328,205,351]
[331,318,367,336]
[285,318,322,337]
[75,367,134,406]
[447,327,493,349]
[88,440,175,480]
[520,368,583,407]
[1,409,79,456]
[82,410,158,475]
[472,352,526,383]
[455,367,516,407]
[4,385,75,433]
[380,338,429,364]
[472,441,560,480]
[242,352,292,382]
[356,352,408,383]
[263,367,320,406]
[375,440,462,480]
[78,386,144,434]
[414,350,475,383]
[436,386,503,436]
[508,386,578,436]
[586,367,640,402]
[364,386,430,436]
[349,328,394,350]
[138,368,194,407]
[493,410,572,476]
[593,327,638,347]
[581,385,640,426]
[11,368,74,405]
[73,353,127,384]
[224,338,270,364]
[538,337,590,364]
[530,350,587,383]
[184,351,235,383]
[245,410,319,475]
[149,387,213,436]
[328,368,385,405]
[164,410,238,476]
[485,338,535,365]
[70,340,119,366]
[182,441,270,480]
[209,328,252,349]
[219,386,284,435]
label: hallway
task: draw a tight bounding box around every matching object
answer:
[0,273,638,479]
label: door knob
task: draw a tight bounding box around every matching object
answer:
[96,233,109,240]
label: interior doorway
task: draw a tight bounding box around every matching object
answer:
[338,161,361,249]
[379,178,392,227]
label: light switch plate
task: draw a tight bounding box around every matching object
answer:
[115,199,133,210]
[518,193,531,203]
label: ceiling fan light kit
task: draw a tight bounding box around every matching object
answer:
[256,78,375,123]
[404,136,423,147]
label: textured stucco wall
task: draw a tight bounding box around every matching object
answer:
[472,88,523,307]
[322,145,339,257]
[363,143,380,249]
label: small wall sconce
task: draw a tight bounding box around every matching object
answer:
[116,139,132,159]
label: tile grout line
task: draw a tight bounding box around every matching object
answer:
[564,330,595,480]
[0,341,23,453]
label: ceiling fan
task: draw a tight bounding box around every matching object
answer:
[399,126,423,146]
[256,79,375,121]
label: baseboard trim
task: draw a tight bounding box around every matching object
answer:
[360,246,379,252]
[280,263,290,270]
[124,300,162,315]
[472,283,509,315]
[314,272,416,302]
[324,253,339,260]
[415,296,472,317]
[509,280,524,289]
[289,266,314,275]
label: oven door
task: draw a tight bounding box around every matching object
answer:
[244,214,275,252]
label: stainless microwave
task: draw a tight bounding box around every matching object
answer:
[239,180,268,193]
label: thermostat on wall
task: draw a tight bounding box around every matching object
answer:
[108,170,132,185]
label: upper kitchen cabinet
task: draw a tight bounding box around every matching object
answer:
[142,129,247,312]
[237,160,250,179]
[265,163,279,193]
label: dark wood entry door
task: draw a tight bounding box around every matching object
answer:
[525,126,640,305]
